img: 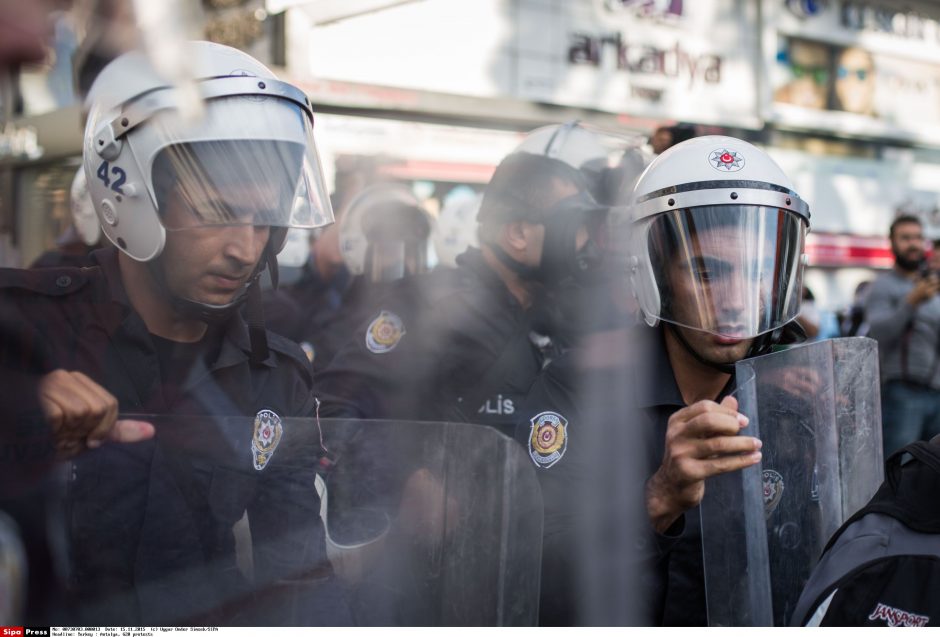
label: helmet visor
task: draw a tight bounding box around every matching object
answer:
[361,205,432,282]
[151,128,333,231]
[643,205,806,338]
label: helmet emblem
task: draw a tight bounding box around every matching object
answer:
[709,148,745,172]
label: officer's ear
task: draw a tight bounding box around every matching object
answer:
[504,220,543,256]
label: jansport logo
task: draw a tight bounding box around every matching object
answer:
[868,602,930,627]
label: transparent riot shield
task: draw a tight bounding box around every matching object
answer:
[700,337,883,626]
[63,415,543,626]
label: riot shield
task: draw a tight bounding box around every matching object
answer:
[62,415,542,626]
[700,337,883,626]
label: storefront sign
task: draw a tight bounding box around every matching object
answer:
[518,0,759,127]
[840,1,940,42]
[295,0,761,128]
[763,0,940,144]
[805,232,893,268]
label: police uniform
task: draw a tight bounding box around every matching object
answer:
[515,325,725,626]
[278,260,351,344]
[308,276,398,375]
[317,247,552,436]
[0,248,340,625]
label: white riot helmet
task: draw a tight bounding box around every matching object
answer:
[482,122,645,287]
[69,167,101,246]
[433,189,482,268]
[624,135,810,343]
[83,41,333,262]
[515,120,649,206]
[339,183,432,282]
[82,41,333,326]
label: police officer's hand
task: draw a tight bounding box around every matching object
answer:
[907,273,940,306]
[38,369,154,459]
[645,396,762,534]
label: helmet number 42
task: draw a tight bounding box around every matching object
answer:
[96,160,127,195]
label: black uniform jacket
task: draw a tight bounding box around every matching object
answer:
[309,276,398,375]
[0,248,332,625]
[316,248,548,435]
[515,325,717,626]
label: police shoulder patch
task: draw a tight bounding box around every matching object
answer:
[365,310,406,354]
[763,468,785,517]
[528,411,569,469]
[252,409,283,471]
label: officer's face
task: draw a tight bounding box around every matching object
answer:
[666,224,759,366]
[524,178,584,268]
[650,128,674,155]
[160,187,270,306]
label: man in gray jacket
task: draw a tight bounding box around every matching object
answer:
[866,214,940,456]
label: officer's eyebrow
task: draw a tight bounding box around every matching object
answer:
[188,197,276,225]
[682,255,732,271]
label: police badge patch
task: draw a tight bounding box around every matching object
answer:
[763,469,785,518]
[252,409,283,471]
[528,411,568,469]
[365,310,406,354]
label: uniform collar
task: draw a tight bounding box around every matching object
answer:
[90,246,132,308]
[635,324,738,408]
[90,247,276,370]
[456,247,527,310]
[635,325,686,409]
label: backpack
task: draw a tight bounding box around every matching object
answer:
[790,438,940,627]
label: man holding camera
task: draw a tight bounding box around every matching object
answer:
[867,214,940,456]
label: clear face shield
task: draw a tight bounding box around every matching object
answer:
[362,204,431,283]
[151,135,333,234]
[340,185,433,283]
[643,205,807,339]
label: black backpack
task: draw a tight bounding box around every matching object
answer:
[790,438,940,627]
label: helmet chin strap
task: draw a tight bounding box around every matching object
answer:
[146,244,279,365]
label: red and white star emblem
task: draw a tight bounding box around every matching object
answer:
[708,148,745,172]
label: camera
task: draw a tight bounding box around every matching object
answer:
[919,260,939,279]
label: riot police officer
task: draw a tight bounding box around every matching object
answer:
[515,135,812,625]
[0,42,345,625]
[308,183,434,372]
[316,148,608,434]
